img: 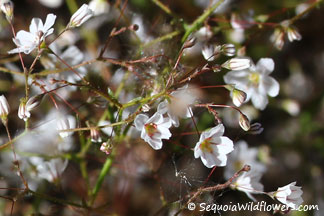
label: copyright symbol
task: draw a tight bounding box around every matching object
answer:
[187,202,196,211]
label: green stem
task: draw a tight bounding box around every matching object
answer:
[143,30,180,48]
[89,157,113,205]
[181,0,225,43]
[65,0,79,14]
[289,0,323,24]
[152,0,173,16]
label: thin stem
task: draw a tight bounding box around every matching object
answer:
[289,0,323,24]
[152,0,173,16]
[181,0,225,43]
[89,157,113,206]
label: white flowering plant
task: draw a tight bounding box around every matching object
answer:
[0,0,322,215]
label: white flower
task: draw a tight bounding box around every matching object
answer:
[18,94,43,121]
[194,124,234,168]
[157,85,196,127]
[273,182,303,209]
[100,142,112,155]
[57,115,75,138]
[89,0,110,16]
[225,140,266,179]
[222,57,252,71]
[29,157,68,182]
[202,45,220,61]
[18,102,30,121]
[134,112,172,150]
[0,95,10,119]
[67,4,94,28]
[8,13,56,54]
[224,58,279,110]
[287,26,302,42]
[221,44,236,56]
[231,170,264,201]
[270,28,285,50]
[38,0,63,8]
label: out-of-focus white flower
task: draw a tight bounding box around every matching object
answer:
[1,0,14,22]
[0,95,10,121]
[231,170,264,201]
[89,0,110,16]
[158,85,197,127]
[271,182,304,209]
[195,26,213,41]
[194,124,234,168]
[222,57,252,71]
[57,116,75,138]
[67,4,94,28]
[134,112,172,150]
[8,13,56,54]
[29,157,68,182]
[224,58,279,110]
[38,0,63,8]
[225,140,266,179]
[202,45,220,61]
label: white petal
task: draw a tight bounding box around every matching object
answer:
[30,18,43,34]
[157,100,168,114]
[158,126,171,140]
[148,112,163,124]
[148,138,163,150]
[43,14,57,32]
[256,58,274,75]
[134,114,148,130]
[218,136,234,154]
[251,92,268,110]
[260,76,279,97]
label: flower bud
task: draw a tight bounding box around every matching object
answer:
[67,4,94,28]
[90,128,102,143]
[26,94,44,111]
[1,0,14,22]
[271,28,285,50]
[232,89,247,107]
[287,26,302,42]
[239,113,250,131]
[18,102,30,121]
[202,45,220,61]
[221,57,251,71]
[249,122,264,135]
[0,95,10,122]
[100,141,112,155]
[221,44,236,56]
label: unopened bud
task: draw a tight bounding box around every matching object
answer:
[1,0,14,22]
[222,57,251,70]
[249,122,264,135]
[18,102,30,121]
[100,141,112,155]
[271,28,285,50]
[142,104,150,112]
[67,4,94,29]
[183,37,196,49]
[26,94,44,111]
[0,95,10,123]
[239,113,250,131]
[221,44,236,56]
[232,89,247,107]
[287,26,302,42]
[57,117,71,138]
[90,128,102,143]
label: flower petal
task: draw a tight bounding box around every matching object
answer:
[261,76,279,97]
[134,114,148,130]
[256,58,274,75]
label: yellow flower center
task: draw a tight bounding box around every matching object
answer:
[249,72,260,86]
[145,123,158,137]
[199,137,214,153]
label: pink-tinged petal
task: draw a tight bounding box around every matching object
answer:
[134,114,148,130]
[260,76,279,97]
[251,93,268,110]
[148,138,163,150]
[30,18,43,34]
[256,58,274,75]
[43,13,56,32]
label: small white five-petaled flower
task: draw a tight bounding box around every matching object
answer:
[134,112,172,150]
[194,124,234,168]
[271,182,303,209]
[224,58,279,110]
[8,13,56,54]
